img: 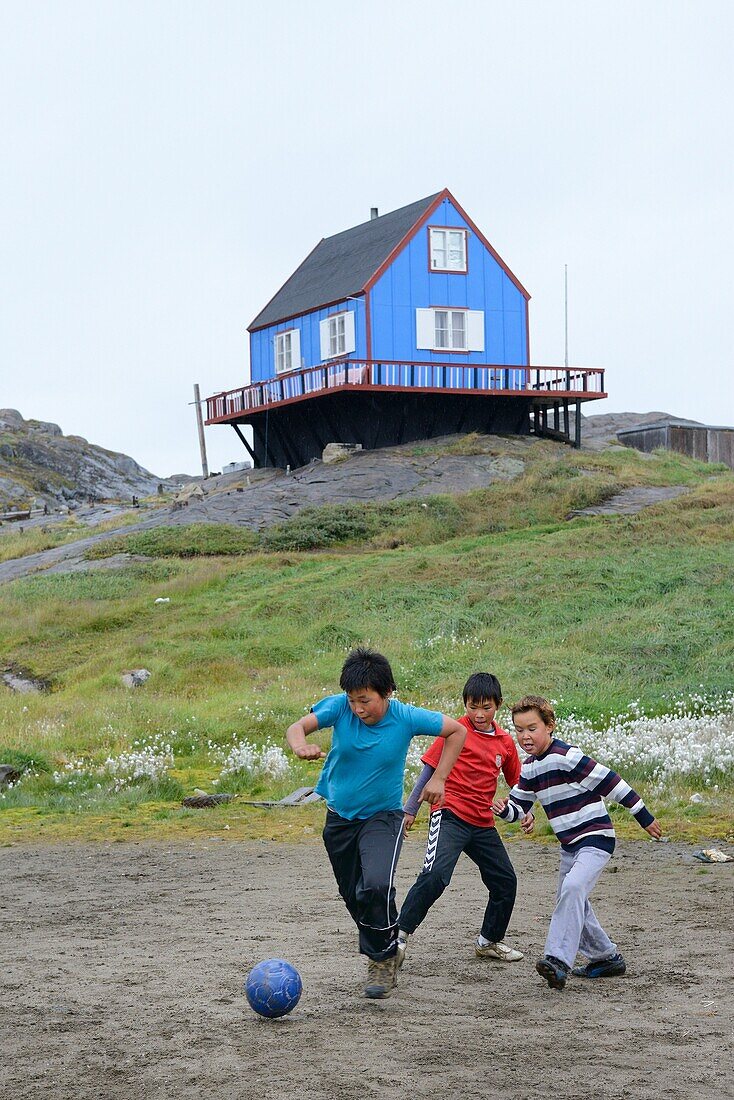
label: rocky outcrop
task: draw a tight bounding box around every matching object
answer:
[0,411,699,586]
[568,484,691,517]
[166,436,528,529]
[0,409,187,508]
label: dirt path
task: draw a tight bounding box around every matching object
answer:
[2,836,731,1099]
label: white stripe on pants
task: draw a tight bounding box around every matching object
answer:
[544,845,617,969]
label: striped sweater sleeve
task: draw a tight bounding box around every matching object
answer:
[497,770,536,822]
[567,749,654,829]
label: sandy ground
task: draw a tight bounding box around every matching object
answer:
[2,834,732,1100]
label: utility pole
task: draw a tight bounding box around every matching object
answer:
[564,264,569,368]
[193,383,209,478]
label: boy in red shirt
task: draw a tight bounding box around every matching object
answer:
[397,672,531,965]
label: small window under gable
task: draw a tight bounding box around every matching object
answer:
[319,310,356,360]
[429,227,467,272]
[275,329,301,374]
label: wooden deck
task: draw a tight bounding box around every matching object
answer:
[205,360,606,424]
[204,360,607,467]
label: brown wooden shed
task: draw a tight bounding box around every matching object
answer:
[616,420,734,470]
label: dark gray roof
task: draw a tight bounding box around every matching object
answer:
[249,193,442,330]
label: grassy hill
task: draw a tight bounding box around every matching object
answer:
[1,440,732,843]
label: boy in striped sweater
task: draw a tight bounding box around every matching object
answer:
[492,695,662,989]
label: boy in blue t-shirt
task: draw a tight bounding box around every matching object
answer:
[286,647,465,999]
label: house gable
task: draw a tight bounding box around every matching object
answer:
[369,192,530,366]
[364,189,530,300]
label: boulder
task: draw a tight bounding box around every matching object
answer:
[323,443,363,464]
[121,669,152,688]
[28,420,63,437]
[2,670,45,693]
[0,765,21,787]
[0,409,24,429]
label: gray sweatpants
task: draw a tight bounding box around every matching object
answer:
[544,844,617,969]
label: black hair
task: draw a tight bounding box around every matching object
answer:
[462,672,503,706]
[339,647,397,698]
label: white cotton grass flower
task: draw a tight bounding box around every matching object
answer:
[102,736,174,790]
[541,692,734,786]
[415,631,484,652]
[51,734,175,791]
[213,737,291,779]
[403,693,734,792]
[52,757,91,786]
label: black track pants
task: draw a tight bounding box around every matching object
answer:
[322,808,404,960]
[398,809,517,942]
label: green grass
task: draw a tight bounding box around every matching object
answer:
[0,441,732,842]
[84,523,259,559]
[0,519,90,563]
[0,508,148,563]
[84,443,732,557]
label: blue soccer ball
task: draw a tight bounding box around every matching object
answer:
[245,959,303,1019]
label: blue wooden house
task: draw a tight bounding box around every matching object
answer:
[206,189,606,468]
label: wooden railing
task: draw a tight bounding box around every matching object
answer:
[205,360,605,422]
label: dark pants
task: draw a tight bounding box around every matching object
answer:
[398,808,517,943]
[322,808,404,960]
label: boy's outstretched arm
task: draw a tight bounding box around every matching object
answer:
[421,717,466,806]
[286,712,327,760]
[572,752,662,838]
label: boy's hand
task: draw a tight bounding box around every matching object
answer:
[403,812,416,834]
[285,714,323,760]
[491,796,508,814]
[645,818,662,839]
[293,744,326,760]
[421,775,445,806]
[520,812,535,835]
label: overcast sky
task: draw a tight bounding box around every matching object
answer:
[1,1,731,476]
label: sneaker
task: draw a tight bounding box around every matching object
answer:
[396,931,409,969]
[572,953,626,979]
[535,955,570,989]
[364,955,398,999]
[475,938,524,962]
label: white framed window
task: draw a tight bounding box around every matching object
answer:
[274,329,301,374]
[319,311,356,360]
[416,308,485,352]
[433,309,466,349]
[330,314,346,357]
[429,227,467,272]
